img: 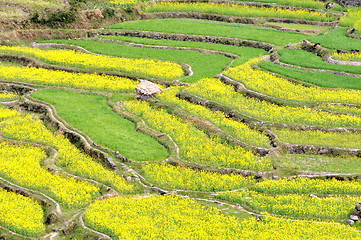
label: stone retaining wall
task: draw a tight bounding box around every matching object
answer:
[338,0,361,6]
[0,82,34,95]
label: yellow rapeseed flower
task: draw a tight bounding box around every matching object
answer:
[0,142,99,207]
[224,58,361,105]
[124,100,272,171]
[186,78,361,128]
[0,188,45,237]
[0,46,184,80]
[0,91,19,101]
[158,87,270,148]
[84,195,361,239]
[141,162,256,191]
[0,108,133,196]
[0,63,137,92]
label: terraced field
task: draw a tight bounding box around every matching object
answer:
[2,0,361,239]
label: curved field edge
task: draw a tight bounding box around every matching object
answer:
[36,39,232,83]
[96,35,268,66]
[2,1,361,238]
[31,88,169,162]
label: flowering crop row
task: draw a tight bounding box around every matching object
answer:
[217,190,359,220]
[0,142,99,207]
[250,177,361,195]
[0,46,184,80]
[84,195,361,239]
[224,58,361,105]
[332,51,361,62]
[144,3,333,22]
[0,91,19,101]
[140,163,256,192]
[339,8,361,34]
[158,88,270,148]
[124,100,273,170]
[0,63,137,93]
[0,188,45,237]
[273,128,361,149]
[0,107,133,195]
[0,107,19,121]
[186,78,361,128]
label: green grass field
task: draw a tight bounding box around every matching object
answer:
[98,35,267,66]
[105,19,307,46]
[258,61,361,90]
[308,28,361,51]
[278,49,361,74]
[31,88,169,161]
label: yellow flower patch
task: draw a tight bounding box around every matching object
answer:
[141,162,256,191]
[0,108,133,195]
[0,91,19,101]
[84,195,361,239]
[0,46,184,80]
[124,100,272,171]
[0,142,98,207]
[0,63,137,92]
[332,51,361,62]
[224,58,361,105]
[158,87,270,148]
[186,78,361,128]
[0,188,45,237]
